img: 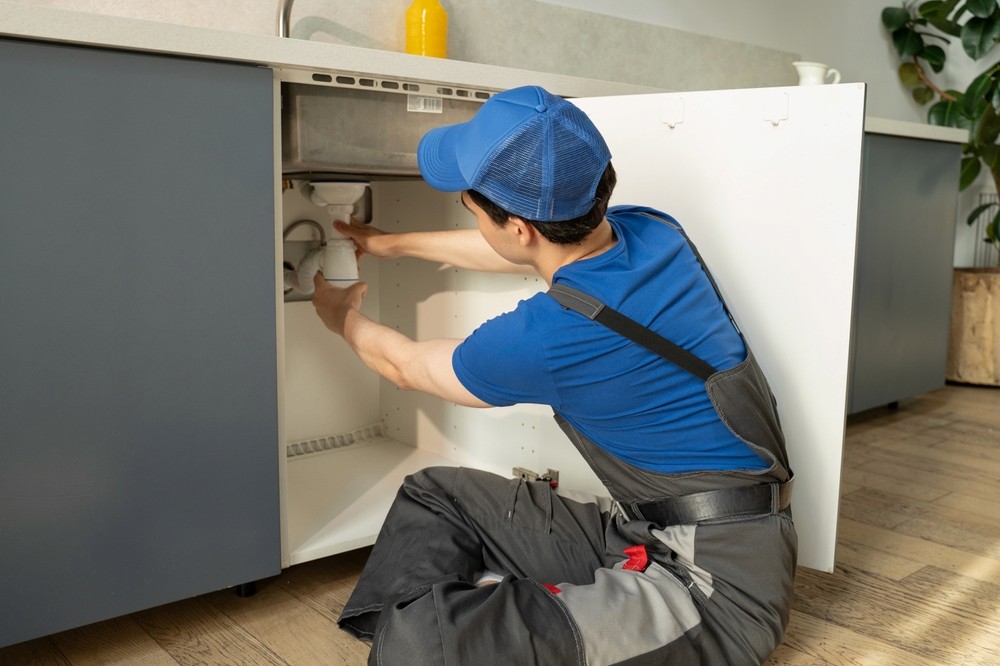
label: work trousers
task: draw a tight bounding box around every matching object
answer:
[338,466,795,665]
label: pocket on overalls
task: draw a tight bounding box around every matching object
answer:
[505,478,554,533]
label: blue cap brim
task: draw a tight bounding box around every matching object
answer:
[417,124,473,192]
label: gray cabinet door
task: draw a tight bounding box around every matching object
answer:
[0,39,279,647]
[849,133,960,413]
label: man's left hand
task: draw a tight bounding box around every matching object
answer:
[312,272,367,337]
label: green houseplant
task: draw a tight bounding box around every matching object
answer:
[881,0,1000,245]
[883,0,1000,386]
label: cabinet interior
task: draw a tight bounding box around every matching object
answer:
[279,179,604,566]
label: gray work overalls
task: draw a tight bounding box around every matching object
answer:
[338,217,797,665]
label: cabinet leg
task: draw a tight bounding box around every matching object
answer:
[234,581,257,598]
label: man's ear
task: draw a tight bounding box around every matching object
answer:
[508,217,535,246]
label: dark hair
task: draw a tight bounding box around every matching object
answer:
[467,162,617,245]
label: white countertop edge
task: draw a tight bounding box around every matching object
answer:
[864,116,967,143]
[0,1,658,99]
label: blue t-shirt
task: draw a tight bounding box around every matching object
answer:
[452,206,769,473]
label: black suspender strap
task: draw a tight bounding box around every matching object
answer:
[546,213,793,525]
[546,284,793,526]
[547,284,718,382]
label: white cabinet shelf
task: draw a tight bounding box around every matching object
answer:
[285,437,465,565]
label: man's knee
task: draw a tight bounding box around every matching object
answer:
[372,579,580,665]
[404,465,458,490]
[403,466,511,504]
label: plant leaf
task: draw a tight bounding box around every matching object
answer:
[966,0,998,18]
[968,67,998,94]
[899,62,925,87]
[961,16,1000,59]
[882,6,911,31]
[988,213,1000,244]
[991,83,1000,111]
[913,86,937,104]
[918,0,948,20]
[919,0,963,35]
[961,156,983,189]
[893,26,926,57]
[964,70,995,116]
[966,200,995,224]
[921,44,948,72]
[928,98,973,127]
[977,143,1000,179]
[919,0,961,22]
[976,101,1000,144]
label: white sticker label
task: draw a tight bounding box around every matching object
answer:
[407,95,444,114]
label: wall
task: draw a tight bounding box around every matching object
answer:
[13,0,798,91]
[544,0,984,122]
[541,0,984,266]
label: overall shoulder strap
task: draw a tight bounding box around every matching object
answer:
[547,283,717,382]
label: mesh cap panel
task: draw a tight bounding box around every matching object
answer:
[418,86,611,222]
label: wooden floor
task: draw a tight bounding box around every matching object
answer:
[2,383,999,665]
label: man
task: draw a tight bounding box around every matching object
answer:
[312,85,796,665]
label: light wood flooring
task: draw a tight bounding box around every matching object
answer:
[2,383,998,665]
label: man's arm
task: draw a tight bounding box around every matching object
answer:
[334,219,534,275]
[312,275,491,408]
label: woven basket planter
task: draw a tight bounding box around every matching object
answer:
[947,267,1000,386]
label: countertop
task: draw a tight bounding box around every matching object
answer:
[864,116,967,143]
[0,1,654,99]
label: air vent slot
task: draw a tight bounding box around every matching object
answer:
[281,67,496,105]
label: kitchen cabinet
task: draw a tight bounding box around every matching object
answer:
[848,123,965,413]
[1,5,865,647]
[0,38,280,648]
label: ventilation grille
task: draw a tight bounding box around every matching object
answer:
[279,67,495,104]
[286,422,387,458]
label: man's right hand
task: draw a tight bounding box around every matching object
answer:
[333,217,535,276]
[333,218,397,261]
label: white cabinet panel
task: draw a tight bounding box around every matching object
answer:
[572,84,866,571]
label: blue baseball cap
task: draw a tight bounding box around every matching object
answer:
[417,85,612,222]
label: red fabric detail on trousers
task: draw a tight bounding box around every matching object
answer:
[622,544,650,572]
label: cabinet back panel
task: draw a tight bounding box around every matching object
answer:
[374,181,605,490]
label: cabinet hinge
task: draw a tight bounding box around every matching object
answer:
[512,467,560,488]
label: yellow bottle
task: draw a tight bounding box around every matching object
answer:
[406,0,448,58]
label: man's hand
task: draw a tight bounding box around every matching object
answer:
[333,218,397,261]
[333,217,534,275]
[312,272,367,337]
